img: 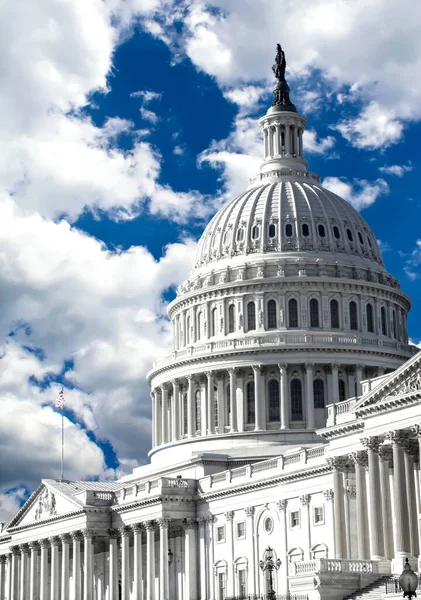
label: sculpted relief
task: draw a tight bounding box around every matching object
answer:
[34,488,57,521]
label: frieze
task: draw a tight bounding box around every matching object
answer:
[34,488,57,521]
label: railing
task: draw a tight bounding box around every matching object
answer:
[224,595,308,600]
[251,458,278,472]
[385,575,421,594]
[293,559,378,576]
[326,398,358,426]
[92,491,115,501]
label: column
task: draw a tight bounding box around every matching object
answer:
[158,519,169,600]
[236,369,245,433]
[152,391,159,447]
[10,547,19,600]
[268,126,274,156]
[172,380,180,441]
[146,521,156,600]
[108,529,119,600]
[331,363,339,404]
[350,451,370,559]
[48,537,59,600]
[175,534,183,600]
[245,507,256,595]
[0,556,6,600]
[161,385,169,444]
[300,496,311,559]
[346,367,356,399]
[379,447,394,560]
[83,529,94,600]
[252,366,262,431]
[19,545,29,600]
[305,364,315,429]
[328,457,347,559]
[263,127,269,158]
[285,124,290,155]
[120,527,130,600]
[132,524,143,600]
[355,364,363,397]
[225,512,234,597]
[361,437,385,559]
[187,376,194,438]
[274,123,280,155]
[405,441,419,557]
[199,375,207,436]
[5,555,12,600]
[386,431,412,571]
[276,501,288,594]
[206,372,215,435]
[184,520,198,600]
[228,369,237,433]
[60,534,71,600]
[279,364,288,429]
[216,372,225,434]
[198,519,207,600]
[298,128,303,157]
[39,540,49,600]
[344,486,355,559]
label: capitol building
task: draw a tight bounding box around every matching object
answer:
[1,46,421,600]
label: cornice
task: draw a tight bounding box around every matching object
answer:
[6,509,85,533]
[317,420,365,440]
[356,390,421,418]
[110,496,162,514]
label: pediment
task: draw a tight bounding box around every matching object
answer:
[353,348,421,414]
[7,482,83,530]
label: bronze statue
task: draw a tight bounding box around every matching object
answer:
[272,43,286,82]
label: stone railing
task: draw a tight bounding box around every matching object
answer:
[152,333,414,369]
[199,446,326,494]
[326,398,359,427]
[113,477,195,504]
[292,559,380,576]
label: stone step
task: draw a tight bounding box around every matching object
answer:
[343,577,387,599]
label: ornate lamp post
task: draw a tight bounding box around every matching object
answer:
[259,546,281,600]
[399,559,418,599]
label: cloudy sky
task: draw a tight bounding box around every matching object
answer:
[1,0,421,522]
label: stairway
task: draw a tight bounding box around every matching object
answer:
[343,577,387,600]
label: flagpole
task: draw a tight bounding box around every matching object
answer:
[61,406,64,481]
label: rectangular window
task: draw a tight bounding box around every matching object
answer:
[238,569,247,597]
[236,521,245,539]
[216,525,225,543]
[313,506,324,525]
[218,573,226,600]
[290,510,300,528]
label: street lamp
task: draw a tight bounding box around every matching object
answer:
[259,546,281,600]
[399,559,418,599]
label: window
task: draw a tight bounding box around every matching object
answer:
[247,301,256,331]
[313,506,324,525]
[288,299,299,328]
[216,526,225,543]
[358,231,364,245]
[339,379,346,403]
[183,393,188,435]
[195,390,201,432]
[268,223,276,238]
[186,315,191,345]
[251,225,259,240]
[302,223,309,237]
[268,379,280,422]
[333,226,340,239]
[236,522,246,539]
[267,299,277,329]
[211,307,218,337]
[350,301,358,330]
[346,228,353,242]
[228,304,235,334]
[223,229,231,245]
[285,223,293,237]
[309,299,320,328]
[367,236,373,248]
[392,310,397,339]
[218,573,226,600]
[290,511,300,528]
[313,379,325,408]
[197,312,203,340]
[238,569,247,598]
[236,228,244,242]
[246,381,255,424]
[318,224,326,238]
[330,299,340,329]
[214,387,219,429]
[381,306,387,336]
[367,303,374,333]
[226,385,231,426]
[290,379,303,421]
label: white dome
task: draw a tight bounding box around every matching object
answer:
[195,178,383,271]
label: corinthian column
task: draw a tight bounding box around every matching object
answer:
[172,380,180,440]
[145,521,156,600]
[184,520,198,600]
[120,527,130,600]
[327,457,347,558]
[350,451,370,559]
[19,544,29,600]
[252,366,262,431]
[132,524,143,600]
[158,518,170,600]
[187,375,194,438]
[82,529,94,600]
[49,537,60,600]
[0,556,6,600]
[108,529,119,600]
[305,364,315,428]
[206,371,215,435]
[404,440,419,557]
[245,507,256,594]
[379,446,394,560]
[10,546,19,600]
[361,437,385,559]
[60,534,71,600]
[278,364,288,429]
[28,542,39,600]
[228,368,237,432]
[39,540,49,600]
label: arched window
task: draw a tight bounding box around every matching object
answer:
[318,224,326,238]
[291,379,303,421]
[197,312,203,340]
[288,299,298,328]
[330,299,340,329]
[211,307,218,337]
[358,231,364,245]
[392,310,397,339]
[381,306,387,336]
[268,379,280,422]
[285,223,293,237]
[367,236,373,248]
[183,393,188,435]
[228,304,235,334]
[251,225,259,240]
[310,299,320,328]
[223,229,231,245]
[268,223,276,238]
[338,379,346,403]
[247,301,256,331]
[346,228,353,242]
[333,226,340,239]
[246,381,255,424]
[226,384,231,426]
[313,379,325,408]
[302,223,309,237]
[195,390,201,432]
[349,301,358,330]
[236,228,244,242]
[367,303,374,333]
[213,386,218,429]
[267,299,277,329]
[186,315,191,345]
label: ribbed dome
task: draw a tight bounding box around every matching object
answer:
[194,179,383,269]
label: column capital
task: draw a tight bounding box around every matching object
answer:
[81,528,95,539]
[379,445,393,463]
[227,367,236,376]
[215,371,225,381]
[144,520,156,531]
[245,506,255,517]
[131,523,143,534]
[361,436,381,452]
[5,553,11,564]
[119,526,131,537]
[39,539,50,549]
[206,515,216,524]
[349,451,368,468]
[300,494,310,505]
[107,528,120,539]
[157,518,170,529]
[71,530,83,542]
[183,518,197,529]
[28,541,39,551]
[48,536,61,546]
[278,363,287,374]
[326,456,349,471]
[405,438,419,457]
[199,374,207,384]
[0,555,6,565]
[346,366,355,375]
[323,489,334,501]
[277,499,288,511]
[236,368,245,378]
[59,533,72,544]
[225,511,234,522]
[385,430,407,447]
[19,543,30,554]
[345,486,357,499]
[305,363,314,371]
[411,424,421,438]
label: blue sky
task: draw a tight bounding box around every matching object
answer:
[0,0,421,520]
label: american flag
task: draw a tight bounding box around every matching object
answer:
[56,388,65,409]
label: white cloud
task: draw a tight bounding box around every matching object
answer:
[404,239,421,280]
[224,85,266,114]
[303,129,336,155]
[322,176,389,211]
[335,102,404,149]
[379,163,413,177]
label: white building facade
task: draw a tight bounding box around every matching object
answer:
[1,47,420,600]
